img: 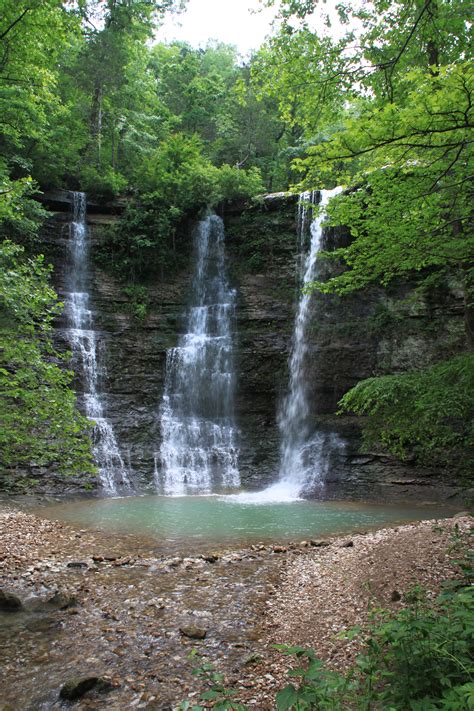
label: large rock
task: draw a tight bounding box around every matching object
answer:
[59,676,113,700]
[179,625,207,640]
[0,590,22,612]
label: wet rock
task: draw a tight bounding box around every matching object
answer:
[202,553,219,563]
[46,592,78,610]
[0,590,22,612]
[67,561,88,569]
[26,617,60,633]
[59,675,113,700]
[179,625,207,640]
[340,540,354,548]
[310,539,330,547]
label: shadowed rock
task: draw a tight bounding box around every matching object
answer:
[59,676,113,700]
[0,590,22,612]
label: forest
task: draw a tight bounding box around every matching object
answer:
[0,1,473,708]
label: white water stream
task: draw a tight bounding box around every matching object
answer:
[66,192,130,495]
[232,187,344,504]
[156,214,240,495]
[276,187,344,497]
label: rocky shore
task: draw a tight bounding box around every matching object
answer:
[0,507,471,709]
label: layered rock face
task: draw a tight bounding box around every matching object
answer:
[41,191,466,501]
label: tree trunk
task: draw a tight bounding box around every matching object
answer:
[90,82,103,161]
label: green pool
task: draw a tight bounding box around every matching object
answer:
[36,494,453,548]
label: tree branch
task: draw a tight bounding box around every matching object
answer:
[0,8,30,42]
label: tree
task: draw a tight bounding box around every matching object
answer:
[258,0,474,469]
[0,240,95,485]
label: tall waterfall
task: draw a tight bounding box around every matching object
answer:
[233,187,345,504]
[156,214,240,495]
[276,186,344,496]
[65,192,130,495]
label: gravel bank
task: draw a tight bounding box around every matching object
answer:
[233,514,473,707]
[0,508,471,709]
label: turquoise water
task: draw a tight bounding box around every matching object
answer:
[37,495,452,548]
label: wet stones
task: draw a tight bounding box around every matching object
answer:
[162,557,183,568]
[67,561,88,569]
[310,539,330,548]
[0,590,22,612]
[59,675,114,700]
[179,625,207,640]
[26,617,60,633]
[202,553,219,563]
[46,591,78,610]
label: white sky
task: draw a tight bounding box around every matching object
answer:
[156,0,278,56]
[156,1,348,56]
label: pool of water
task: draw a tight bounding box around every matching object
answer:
[36,494,453,548]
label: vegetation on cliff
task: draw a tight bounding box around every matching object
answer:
[0,239,95,487]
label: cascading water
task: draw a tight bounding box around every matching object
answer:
[235,187,343,503]
[156,214,240,495]
[65,191,130,495]
[276,186,344,497]
[296,190,317,275]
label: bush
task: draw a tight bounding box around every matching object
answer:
[79,164,128,201]
[338,354,474,472]
[216,164,264,202]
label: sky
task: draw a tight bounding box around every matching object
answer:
[156,0,278,56]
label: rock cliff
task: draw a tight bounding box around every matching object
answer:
[39,191,466,501]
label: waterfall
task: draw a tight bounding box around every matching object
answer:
[156,214,240,495]
[276,186,344,496]
[232,187,343,504]
[65,191,130,495]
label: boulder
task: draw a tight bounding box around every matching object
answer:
[179,625,207,640]
[0,590,22,612]
[46,592,78,610]
[59,676,113,700]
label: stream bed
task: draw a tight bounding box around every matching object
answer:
[0,497,459,709]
